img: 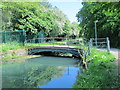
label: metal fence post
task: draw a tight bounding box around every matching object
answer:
[90,38,93,47]
[106,37,110,53]
[22,30,26,46]
[4,31,6,43]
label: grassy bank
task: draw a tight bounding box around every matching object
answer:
[1,43,55,52]
[73,48,119,88]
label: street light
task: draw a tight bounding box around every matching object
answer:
[94,20,98,47]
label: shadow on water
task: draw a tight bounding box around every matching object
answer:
[2,56,81,88]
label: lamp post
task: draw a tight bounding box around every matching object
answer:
[94,20,98,47]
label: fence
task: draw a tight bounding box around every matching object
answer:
[0,30,26,45]
[90,37,110,52]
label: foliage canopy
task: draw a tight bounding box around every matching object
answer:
[76,2,120,47]
[2,2,81,38]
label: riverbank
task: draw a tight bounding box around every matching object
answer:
[1,43,48,64]
[1,47,75,64]
[2,55,42,64]
[1,45,43,64]
[73,48,119,88]
[1,43,119,88]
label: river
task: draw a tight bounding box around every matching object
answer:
[2,56,81,88]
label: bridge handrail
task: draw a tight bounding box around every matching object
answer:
[25,37,83,47]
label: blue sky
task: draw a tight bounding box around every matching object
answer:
[50,2,83,23]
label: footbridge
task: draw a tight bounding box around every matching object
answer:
[26,37,85,58]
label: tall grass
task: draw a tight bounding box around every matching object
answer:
[73,48,119,88]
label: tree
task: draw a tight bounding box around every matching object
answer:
[76,2,120,47]
[2,2,81,39]
[71,22,81,38]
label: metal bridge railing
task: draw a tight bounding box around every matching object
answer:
[25,37,84,48]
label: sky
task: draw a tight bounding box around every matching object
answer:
[50,2,83,23]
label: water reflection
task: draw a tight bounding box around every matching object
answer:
[2,56,81,88]
[40,67,80,88]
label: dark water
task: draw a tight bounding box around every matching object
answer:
[2,56,81,88]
